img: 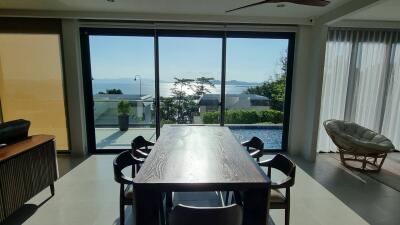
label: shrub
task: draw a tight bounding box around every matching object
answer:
[225,110,259,124]
[258,109,283,124]
[202,109,283,124]
[202,111,219,124]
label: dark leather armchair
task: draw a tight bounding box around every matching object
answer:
[258,154,296,225]
[113,150,144,225]
[241,136,264,162]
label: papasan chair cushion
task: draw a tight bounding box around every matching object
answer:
[324,119,395,154]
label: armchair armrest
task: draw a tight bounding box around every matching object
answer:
[118,174,134,185]
[139,147,152,154]
[270,176,293,189]
[133,149,149,158]
[258,159,273,167]
[145,140,155,146]
[132,156,145,164]
[241,140,252,146]
[249,149,263,158]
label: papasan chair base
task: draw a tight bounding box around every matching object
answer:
[338,148,388,172]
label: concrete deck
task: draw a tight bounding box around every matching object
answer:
[95,128,156,149]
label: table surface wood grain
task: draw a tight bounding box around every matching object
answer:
[134,126,270,191]
[0,135,54,162]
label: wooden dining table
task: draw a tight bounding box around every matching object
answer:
[133,125,271,225]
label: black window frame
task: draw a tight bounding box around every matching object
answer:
[80,27,295,154]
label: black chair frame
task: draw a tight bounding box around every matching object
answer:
[258,154,296,225]
[113,150,144,225]
[241,136,264,162]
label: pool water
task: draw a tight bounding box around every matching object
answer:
[230,127,283,150]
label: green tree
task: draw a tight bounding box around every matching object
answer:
[192,77,215,99]
[160,97,177,123]
[171,78,196,123]
[159,77,199,124]
[244,50,287,111]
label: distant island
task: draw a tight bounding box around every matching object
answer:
[210,79,260,86]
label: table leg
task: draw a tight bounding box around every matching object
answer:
[243,187,270,225]
[135,190,162,225]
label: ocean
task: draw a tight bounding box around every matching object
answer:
[92,79,255,97]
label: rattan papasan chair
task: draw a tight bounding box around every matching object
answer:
[324,119,395,172]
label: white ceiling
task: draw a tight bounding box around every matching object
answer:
[0,0,351,19]
[346,0,400,21]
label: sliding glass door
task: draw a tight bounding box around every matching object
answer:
[159,36,222,127]
[81,28,294,152]
[82,31,156,150]
[225,37,290,150]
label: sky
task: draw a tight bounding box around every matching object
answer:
[89,35,288,83]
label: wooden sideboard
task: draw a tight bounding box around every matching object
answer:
[0,135,58,222]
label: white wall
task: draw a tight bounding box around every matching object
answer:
[61,19,88,156]
[286,25,328,161]
[287,26,313,157]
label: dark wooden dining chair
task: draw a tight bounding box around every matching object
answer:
[168,203,243,225]
[258,154,296,225]
[131,135,154,159]
[241,136,264,162]
[166,190,242,225]
[113,150,144,225]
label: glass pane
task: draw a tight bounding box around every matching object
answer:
[89,35,156,150]
[0,34,69,151]
[159,37,222,127]
[225,38,289,150]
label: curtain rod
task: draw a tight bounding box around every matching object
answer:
[78,20,299,33]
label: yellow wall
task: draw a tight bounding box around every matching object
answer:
[0,34,69,150]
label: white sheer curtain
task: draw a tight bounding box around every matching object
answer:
[352,32,390,131]
[317,30,353,152]
[382,37,400,148]
[317,29,400,152]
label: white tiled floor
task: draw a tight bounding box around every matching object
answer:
[3,155,370,225]
[266,161,369,225]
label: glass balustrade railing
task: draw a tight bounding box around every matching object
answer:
[93,98,155,128]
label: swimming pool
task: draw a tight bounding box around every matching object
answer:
[229,125,283,150]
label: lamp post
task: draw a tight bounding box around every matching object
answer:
[134,75,142,97]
